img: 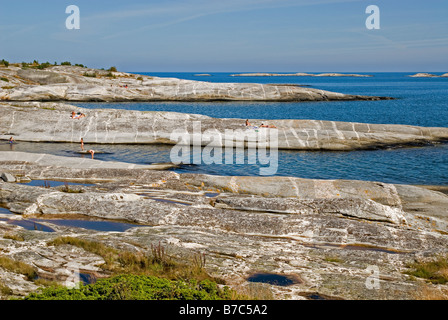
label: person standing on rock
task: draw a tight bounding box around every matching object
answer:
[9,137,15,150]
[80,138,84,151]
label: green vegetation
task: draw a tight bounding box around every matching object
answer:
[105,72,116,78]
[0,77,9,82]
[36,62,52,70]
[0,281,13,296]
[1,236,264,300]
[24,274,233,300]
[108,66,117,72]
[20,61,54,70]
[46,237,215,282]
[405,254,448,284]
[3,233,25,241]
[0,256,37,281]
[83,72,97,78]
[324,256,343,263]
[60,61,72,66]
[0,59,9,67]
[9,237,249,300]
[60,183,84,193]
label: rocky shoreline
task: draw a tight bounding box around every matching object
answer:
[0,65,447,300]
[0,65,390,102]
[1,153,448,300]
[2,102,448,151]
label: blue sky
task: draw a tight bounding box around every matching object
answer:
[0,0,447,72]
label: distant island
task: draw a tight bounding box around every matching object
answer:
[408,73,448,78]
[0,60,389,102]
[230,72,373,77]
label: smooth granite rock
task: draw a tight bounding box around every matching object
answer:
[0,172,15,182]
[1,102,447,151]
[0,153,448,299]
[0,66,389,102]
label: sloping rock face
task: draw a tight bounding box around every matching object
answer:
[1,102,448,151]
[1,155,448,300]
[0,152,176,171]
[0,66,390,102]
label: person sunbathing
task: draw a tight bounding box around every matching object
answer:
[260,123,277,128]
[71,112,86,119]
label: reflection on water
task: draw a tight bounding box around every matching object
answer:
[0,207,14,215]
[1,72,447,185]
[0,208,149,232]
[30,218,149,232]
[18,180,95,188]
[247,273,300,286]
[0,218,56,232]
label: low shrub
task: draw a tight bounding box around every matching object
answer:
[405,255,448,284]
[36,62,52,69]
[83,72,97,78]
[24,274,233,300]
[0,256,37,281]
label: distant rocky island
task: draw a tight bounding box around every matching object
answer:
[231,72,373,77]
[0,62,388,102]
[408,73,448,78]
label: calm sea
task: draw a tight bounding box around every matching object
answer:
[4,72,448,186]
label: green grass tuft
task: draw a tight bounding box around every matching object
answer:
[405,255,448,284]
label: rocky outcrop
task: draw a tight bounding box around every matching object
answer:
[1,172,15,182]
[0,64,446,301]
[0,152,176,171]
[2,102,448,151]
[408,73,448,78]
[0,66,388,102]
[1,154,448,300]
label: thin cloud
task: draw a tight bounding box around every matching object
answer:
[89,0,362,40]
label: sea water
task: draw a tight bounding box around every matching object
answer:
[3,72,447,186]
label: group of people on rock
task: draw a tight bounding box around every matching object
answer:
[71,112,95,159]
[80,138,95,159]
